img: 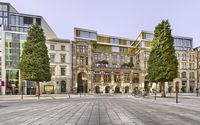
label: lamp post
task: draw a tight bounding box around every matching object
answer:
[175,81,179,103]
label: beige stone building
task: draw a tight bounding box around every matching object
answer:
[41,38,72,94]
[193,46,200,93]
[72,28,141,93]
[134,31,198,93]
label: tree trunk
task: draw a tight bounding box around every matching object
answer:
[36,81,40,98]
[161,82,166,97]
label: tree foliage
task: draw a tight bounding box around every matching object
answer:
[121,62,134,68]
[147,20,178,96]
[20,24,51,82]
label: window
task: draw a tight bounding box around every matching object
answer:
[112,64,117,68]
[23,17,33,26]
[182,62,187,69]
[19,16,23,26]
[133,73,139,83]
[61,67,66,76]
[10,15,17,25]
[127,41,131,46]
[94,54,101,62]
[36,18,41,25]
[76,46,88,54]
[93,72,101,82]
[110,38,119,44]
[189,72,194,79]
[103,54,109,61]
[61,45,65,51]
[182,72,187,78]
[86,57,88,65]
[124,73,130,82]
[50,54,55,63]
[50,67,55,76]
[112,55,117,62]
[182,81,187,86]
[189,63,195,69]
[145,33,153,40]
[112,47,119,52]
[50,45,55,50]
[76,56,84,65]
[177,54,180,60]
[79,31,97,39]
[120,56,125,63]
[60,55,66,63]
[114,73,121,82]
[182,54,186,60]
[120,47,128,53]
[104,72,111,82]
[140,41,145,47]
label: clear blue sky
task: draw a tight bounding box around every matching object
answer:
[4,0,200,47]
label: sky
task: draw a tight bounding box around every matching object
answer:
[2,0,200,47]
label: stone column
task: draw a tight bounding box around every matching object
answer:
[121,72,124,87]
[111,72,114,85]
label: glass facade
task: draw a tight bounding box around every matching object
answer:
[0,4,8,27]
[145,33,153,40]
[174,38,192,51]
[5,32,27,94]
[112,46,119,52]
[79,31,97,39]
[9,14,41,32]
[110,38,119,45]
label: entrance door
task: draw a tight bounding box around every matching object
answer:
[125,86,129,93]
[115,86,120,93]
[77,72,88,93]
[95,86,100,93]
[144,81,149,91]
[61,81,66,93]
[105,86,110,93]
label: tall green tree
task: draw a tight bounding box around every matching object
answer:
[20,24,51,98]
[147,20,178,97]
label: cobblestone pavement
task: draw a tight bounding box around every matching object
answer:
[0,94,200,125]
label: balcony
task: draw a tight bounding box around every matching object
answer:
[92,65,140,72]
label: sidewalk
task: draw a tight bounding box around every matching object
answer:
[149,93,200,99]
[0,94,93,101]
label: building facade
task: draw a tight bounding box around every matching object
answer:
[72,28,141,94]
[0,2,58,95]
[193,46,200,92]
[134,31,198,93]
[41,38,72,94]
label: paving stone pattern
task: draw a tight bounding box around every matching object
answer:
[0,95,200,125]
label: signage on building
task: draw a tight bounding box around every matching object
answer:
[44,85,54,93]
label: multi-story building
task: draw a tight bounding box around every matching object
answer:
[72,28,141,94]
[134,31,197,93]
[0,2,71,95]
[41,38,72,94]
[193,46,200,92]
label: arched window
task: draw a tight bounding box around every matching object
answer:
[182,72,187,78]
